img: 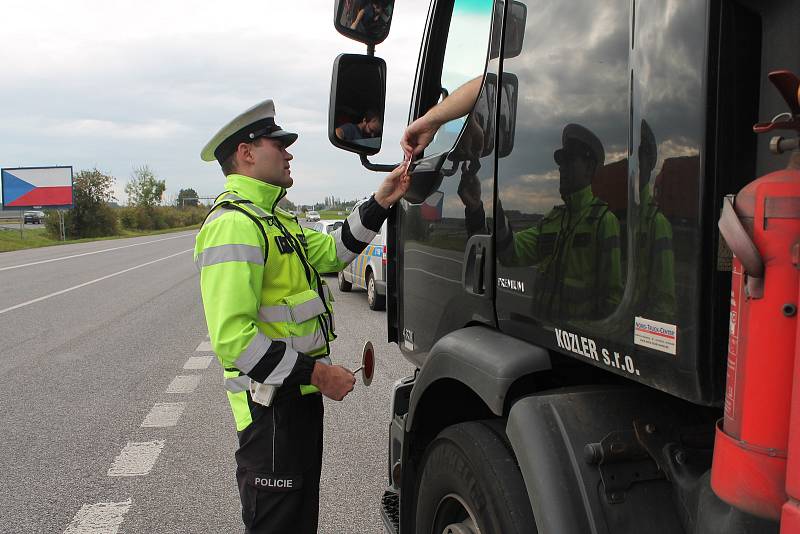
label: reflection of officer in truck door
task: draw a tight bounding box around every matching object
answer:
[633,119,676,321]
[496,124,623,320]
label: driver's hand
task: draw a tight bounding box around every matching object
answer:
[401,115,441,160]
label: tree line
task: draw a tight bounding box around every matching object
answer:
[45,166,206,239]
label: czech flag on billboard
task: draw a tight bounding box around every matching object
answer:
[421,190,444,222]
[1,167,73,208]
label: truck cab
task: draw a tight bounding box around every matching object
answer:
[328,1,800,532]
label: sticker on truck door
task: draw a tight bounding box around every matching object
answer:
[633,317,677,355]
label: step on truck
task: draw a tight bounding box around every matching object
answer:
[328,1,800,532]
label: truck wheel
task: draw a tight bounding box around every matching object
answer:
[367,272,385,311]
[415,420,536,534]
[338,271,352,292]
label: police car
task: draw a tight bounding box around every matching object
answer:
[338,201,387,311]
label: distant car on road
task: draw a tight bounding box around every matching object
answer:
[312,220,344,236]
[312,220,345,274]
[23,210,45,224]
[306,210,320,222]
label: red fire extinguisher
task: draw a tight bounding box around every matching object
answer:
[711,71,800,531]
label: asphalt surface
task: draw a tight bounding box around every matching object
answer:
[0,221,46,230]
[0,229,414,533]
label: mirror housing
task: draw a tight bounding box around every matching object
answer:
[489,1,526,60]
[328,54,387,156]
[403,153,448,204]
[333,0,394,46]
[497,72,519,157]
[505,2,527,59]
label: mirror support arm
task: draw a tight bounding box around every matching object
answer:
[359,154,396,172]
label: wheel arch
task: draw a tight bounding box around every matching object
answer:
[406,326,551,429]
[399,326,551,533]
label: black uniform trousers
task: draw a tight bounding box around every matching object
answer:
[235,392,324,534]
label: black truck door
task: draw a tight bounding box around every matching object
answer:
[399,0,501,360]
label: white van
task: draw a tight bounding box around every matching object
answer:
[338,205,387,311]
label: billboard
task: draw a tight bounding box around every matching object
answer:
[421,190,444,222]
[1,166,73,208]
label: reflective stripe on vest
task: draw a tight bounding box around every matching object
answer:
[224,356,333,393]
[194,243,264,270]
[259,293,327,323]
[276,329,328,354]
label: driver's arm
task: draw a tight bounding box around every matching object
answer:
[401,76,483,158]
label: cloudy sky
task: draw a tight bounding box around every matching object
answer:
[0,0,429,206]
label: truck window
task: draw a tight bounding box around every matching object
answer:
[400,0,500,357]
[495,0,630,329]
[423,0,494,157]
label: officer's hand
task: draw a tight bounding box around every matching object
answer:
[374,163,411,208]
[311,363,355,401]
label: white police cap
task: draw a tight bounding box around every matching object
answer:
[561,123,605,166]
[201,99,298,163]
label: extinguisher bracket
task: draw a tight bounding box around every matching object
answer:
[745,275,765,299]
[719,195,765,296]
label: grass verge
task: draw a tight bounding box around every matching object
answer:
[0,224,200,253]
[318,210,347,220]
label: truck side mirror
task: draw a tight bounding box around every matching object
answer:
[489,1,526,60]
[504,1,527,59]
[328,54,387,156]
[498,73,519,157]
[333,0,395,46]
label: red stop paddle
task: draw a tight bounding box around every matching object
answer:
[352,340,375,386]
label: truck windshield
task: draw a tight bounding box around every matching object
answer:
[425,0,494,157]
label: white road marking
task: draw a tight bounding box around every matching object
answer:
[0,233,194,272]
[141,402,186,427]
[166,375,201,394]
[107,441,165,477]
[195,341,213,352]
[404,267,460,284]
[63,499,132,534]
[0,249,193,316]
[184,355,213,369]
[405,248,463,264]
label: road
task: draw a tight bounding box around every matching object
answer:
[0,230,414,533]
[0,221,45,230]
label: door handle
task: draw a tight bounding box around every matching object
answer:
[462,235,493,299]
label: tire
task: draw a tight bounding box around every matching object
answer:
[416,420,536,534]
[338,270,352,292]
[367,271,385,311]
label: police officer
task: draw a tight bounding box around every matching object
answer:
[633,119,675,321]
[495,124,623,320]
[195,99,409,533]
